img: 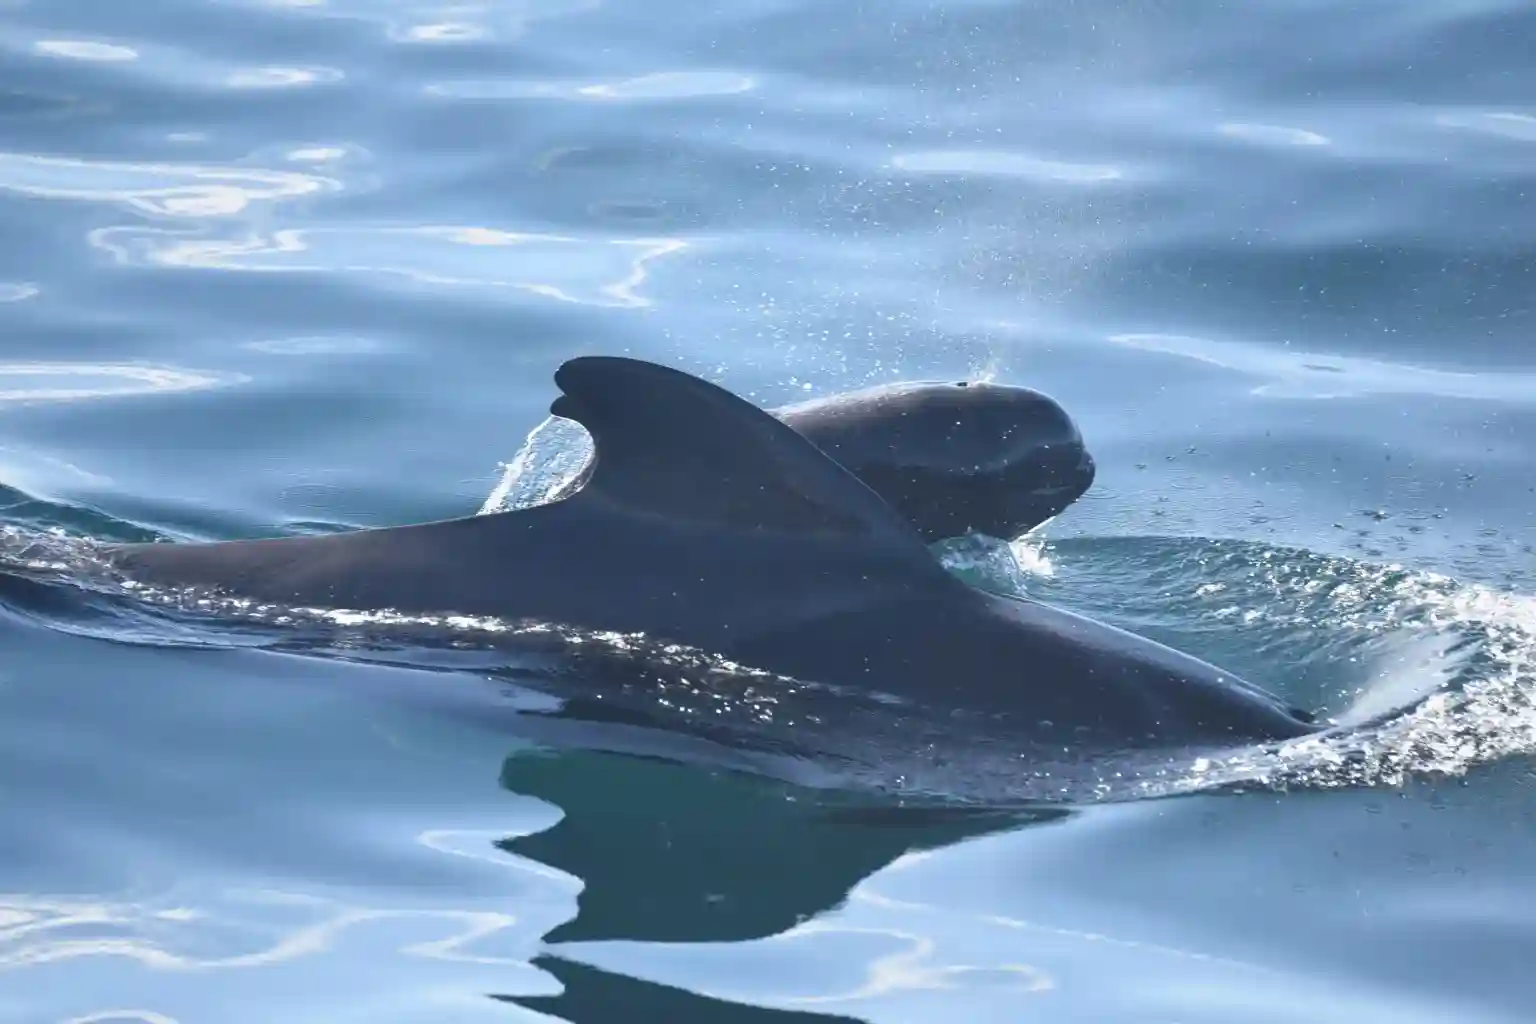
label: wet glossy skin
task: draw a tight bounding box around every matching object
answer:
[104,357,1314,749]
[777,380,1095,541]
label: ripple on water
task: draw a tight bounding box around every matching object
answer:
[1434,109,1536,143]
[239,0,600,41]
[889,150,1124,183]
[28,29,351,95]
[33,40,139,62]
[0,875,567,1019]
[0,362,241,404]
[1217,122,1331,147]
[0,446,110,496]
[1106,332,1536,402]
[283,145,353,164]
[243,335,384,356]
[90,224,688,309]
[396,0,600,41]
[0,153,340,217]
[225,66,344,89]
[426,70,756,102]
[0,87,97,122]
[398,21,488,43]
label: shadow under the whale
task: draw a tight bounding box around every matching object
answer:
[494,747,1066,1020]
[496,957,865,1024]
[499,748,1063,945]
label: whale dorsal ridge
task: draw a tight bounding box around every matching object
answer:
[549,356,937,556]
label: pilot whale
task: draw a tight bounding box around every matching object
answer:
[105,356,1315,748]
[534,376,1096,542]
[776,379,1095,542]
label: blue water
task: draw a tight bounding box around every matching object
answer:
[2,0,1534,1020]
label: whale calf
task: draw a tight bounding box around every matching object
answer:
[536,376,1096,542]
[105,356,1315,748]
[776,380,1094,541]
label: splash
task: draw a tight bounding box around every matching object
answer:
[478,415,592,515]
[1114,545,1536,798]
[932,532,1053,594]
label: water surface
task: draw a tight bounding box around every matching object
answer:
[2,0,1534,1021]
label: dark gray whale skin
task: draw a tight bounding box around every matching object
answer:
[776,380,1094,542]
[104,356,1316,749]
[544,377,1095,543]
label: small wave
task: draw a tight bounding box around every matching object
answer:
[0,152,339,218]
[0,361,241,405]
[242,335,383,356]
[224,66,343,89]
[428,70,756,102]
[1435,109,1536,143]
[89,224,687,309]
[1065,539,1536,798]
[1217,123,1330,148]
[242,0,601,44]
[890,150,1124,183]
[1107,332,1536,403]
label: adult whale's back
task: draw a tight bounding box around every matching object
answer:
[106,356,1315,748]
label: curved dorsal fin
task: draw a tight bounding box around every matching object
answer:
[548,356,932,553]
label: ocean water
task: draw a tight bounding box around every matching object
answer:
[2,0,1535,1020]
